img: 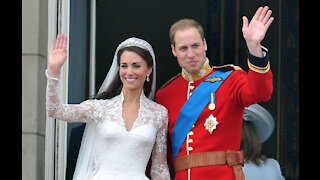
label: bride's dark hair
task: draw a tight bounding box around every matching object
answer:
[93,46,154,100]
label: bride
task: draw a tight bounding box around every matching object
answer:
[46,34,170,180]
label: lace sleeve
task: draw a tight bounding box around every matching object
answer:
[45,70,95,123]
[150,107,170,180]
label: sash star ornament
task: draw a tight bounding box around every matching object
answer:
[204,114,219,134]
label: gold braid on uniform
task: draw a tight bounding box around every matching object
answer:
[247,59,270,73]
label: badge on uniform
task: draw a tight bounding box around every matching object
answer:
[208,93,216,111]
[204,76,223,83]
[204,93,219,134]
[204,114,219,134]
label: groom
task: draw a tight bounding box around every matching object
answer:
[156,6,274,180]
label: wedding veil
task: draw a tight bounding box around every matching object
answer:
[72,37,156,180]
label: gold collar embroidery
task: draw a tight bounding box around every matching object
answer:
[182,58,213,82]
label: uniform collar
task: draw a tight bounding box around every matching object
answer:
[181,58,213,82]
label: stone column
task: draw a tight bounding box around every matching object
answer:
[22,0,48,179]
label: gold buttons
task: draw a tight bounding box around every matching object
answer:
[187,130,194,152]
[188,83,195,99]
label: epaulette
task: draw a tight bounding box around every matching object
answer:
[212,64,242,71]
[158,73,181,90]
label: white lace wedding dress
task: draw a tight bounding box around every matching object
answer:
[45,70,170,180]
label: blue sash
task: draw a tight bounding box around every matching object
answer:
[172,70,233,159]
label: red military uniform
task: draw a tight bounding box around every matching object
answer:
[156,52,273,180]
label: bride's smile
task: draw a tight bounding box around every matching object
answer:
[119,51,152,91]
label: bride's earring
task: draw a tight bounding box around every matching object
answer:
[146,74,150,82]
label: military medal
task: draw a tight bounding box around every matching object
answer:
[204,114,219,134]
[208,93,215,111]
[208,103,215,111]
[205,93,219,134]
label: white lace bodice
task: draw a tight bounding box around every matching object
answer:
[45,70,170,180]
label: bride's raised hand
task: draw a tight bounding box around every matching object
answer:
[48,33,68,78]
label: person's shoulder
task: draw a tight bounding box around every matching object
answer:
[157,103,169,116]
[212,64,243,71]
[265,158,285,179]
[144,98,168,120]
[212,64,247,82]
[266,158,281,167]
[147,98,168,112]
[158,73,182,91]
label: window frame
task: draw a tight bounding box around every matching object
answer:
[45,0,96,179]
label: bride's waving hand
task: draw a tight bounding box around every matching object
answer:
[46,33,98,123]
[48,34,68,78]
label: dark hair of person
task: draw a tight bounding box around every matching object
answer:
[240,121,267,166]
[93,46,154,100]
